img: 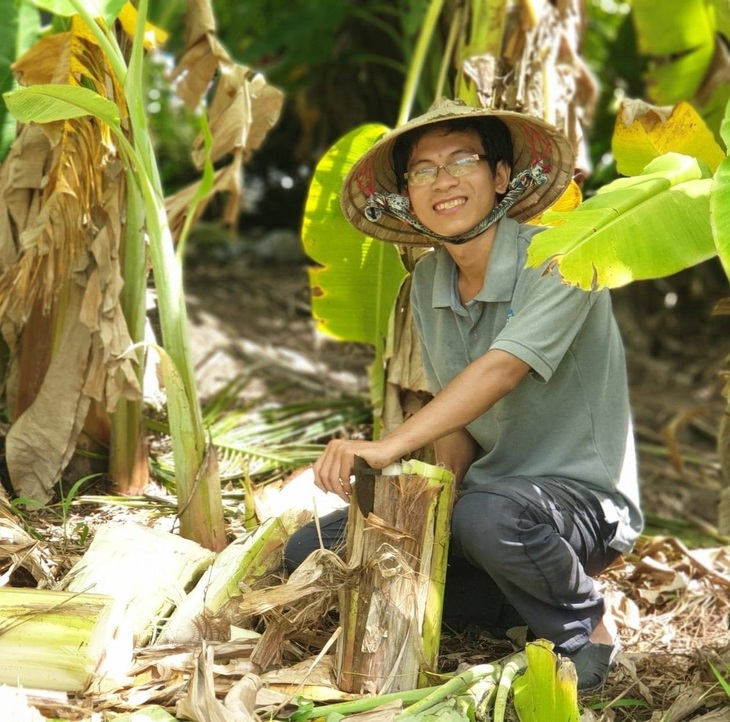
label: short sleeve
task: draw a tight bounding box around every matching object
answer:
[490,266,597,382]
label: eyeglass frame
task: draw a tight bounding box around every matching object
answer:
[402,153,490,186]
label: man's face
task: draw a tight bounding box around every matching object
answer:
[405,127,510,239]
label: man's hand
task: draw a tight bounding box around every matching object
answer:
[313,438,401,502]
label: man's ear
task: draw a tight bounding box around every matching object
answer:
[495,161,511,194]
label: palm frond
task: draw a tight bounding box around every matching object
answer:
[149,390,371,486]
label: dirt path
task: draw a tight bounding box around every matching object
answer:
[185,262,373,404]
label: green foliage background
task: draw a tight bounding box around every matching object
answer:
[15,0,722,325]
[148,1,647,227]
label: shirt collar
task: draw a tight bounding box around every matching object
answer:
[431,217,521,309]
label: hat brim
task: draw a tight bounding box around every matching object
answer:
[340,100,574,245]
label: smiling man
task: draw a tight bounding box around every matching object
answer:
[286,99,643,692]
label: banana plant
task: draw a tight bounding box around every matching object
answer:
[0,0,284,550]
[300,0,448,437]
[2,0,227,551]
[527,97,728,287]
[302,125,408,437]
[0,0,147,505]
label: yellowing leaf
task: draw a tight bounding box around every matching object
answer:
[118,2,168,50]
[527,179,582,226]
[613,99,725,176]
[11,34,70,86]
[0,15,139,504]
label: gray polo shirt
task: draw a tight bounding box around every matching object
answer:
[410,217,643,552]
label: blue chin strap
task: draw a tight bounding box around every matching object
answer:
[363,163,549,245]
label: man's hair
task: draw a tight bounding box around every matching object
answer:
[392,116,514,193]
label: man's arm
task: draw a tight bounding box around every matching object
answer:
[314,349,530,499]
[433,428,478,485]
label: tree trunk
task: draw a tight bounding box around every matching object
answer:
[336,461,455,694]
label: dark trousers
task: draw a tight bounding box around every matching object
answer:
[284,476,619,653]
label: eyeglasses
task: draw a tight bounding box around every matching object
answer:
[403,154,489,187]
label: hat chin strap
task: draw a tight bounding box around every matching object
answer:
[364,163,549,245]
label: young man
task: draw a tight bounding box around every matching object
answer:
[286,99,643,691]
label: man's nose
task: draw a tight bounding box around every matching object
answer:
[432,164,459,188]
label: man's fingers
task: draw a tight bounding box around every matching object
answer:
[337,472,353,498]
[312,442,353,502]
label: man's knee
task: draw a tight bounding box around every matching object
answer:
[451,490,519,562]
[283,508,349,574]
[451,491,510,561]
[284,526,320,574]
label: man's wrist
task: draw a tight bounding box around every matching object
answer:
[378,433,413,466]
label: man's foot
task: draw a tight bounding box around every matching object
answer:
[565,640,620,692]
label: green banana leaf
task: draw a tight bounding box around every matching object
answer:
[32,0,127,23]
[631,0,715,104]
[0,0,40,161]
[302,123,408,346]
[526,153,715,290]
[3,83,121,126]
[711,99,730,278]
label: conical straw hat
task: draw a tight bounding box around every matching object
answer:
[340,98,574,245]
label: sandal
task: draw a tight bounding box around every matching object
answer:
[564,640,620,692]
